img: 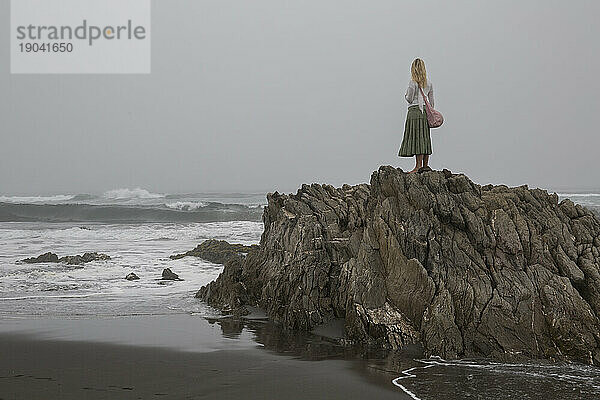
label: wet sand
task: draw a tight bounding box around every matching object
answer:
[0,335,408,399]
[3,315,596,399]
[0,316,407,400]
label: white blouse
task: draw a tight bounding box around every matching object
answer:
[405,80,434,112]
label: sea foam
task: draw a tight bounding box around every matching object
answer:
[165,201,208,211]
[0,194,75,203]
[102,188,164,200]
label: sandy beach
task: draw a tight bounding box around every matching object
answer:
[0,315,408,400]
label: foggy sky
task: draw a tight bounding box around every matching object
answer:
[1,0,599,196]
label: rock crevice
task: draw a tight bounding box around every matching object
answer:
[197,166,600,364]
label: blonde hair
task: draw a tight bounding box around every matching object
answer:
[411,58,427,89]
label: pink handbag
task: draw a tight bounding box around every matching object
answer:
[419,86,444,128]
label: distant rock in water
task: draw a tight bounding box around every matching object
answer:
[21,252,59,264]
[162,268,182,281]
[197,166,600,365]
[170,239,257,264]
[21,252,110,265]
[59,252,111,265]
[125,272,140,281]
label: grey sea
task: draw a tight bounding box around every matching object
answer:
[1,188,599,399]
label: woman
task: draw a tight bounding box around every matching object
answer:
[398,58,435,173]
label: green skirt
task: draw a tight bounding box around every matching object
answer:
[398,105,432,157]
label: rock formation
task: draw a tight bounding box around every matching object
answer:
[162,268,182,281]
[21,252,110,265]
[197,166,600,365]
[170,239,256,264]
[197,255,249,314]
[125,272,140,281]
[21,252,59,264]
[59,252,111,265]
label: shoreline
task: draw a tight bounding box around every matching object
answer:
[1,314,599,399]
[0,315,408,400]
[0,334,404,400]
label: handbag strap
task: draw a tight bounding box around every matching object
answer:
[418,85,431,109]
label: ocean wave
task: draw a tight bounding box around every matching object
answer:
[0,293,106,301]
[392,356,600,400]
[247,204,266,209]
[558,193,600,197]
[71,193,97,201]
[0,202,263,223]
[0,194,75,203]
[165,201,207,211]
[102,187,164,200]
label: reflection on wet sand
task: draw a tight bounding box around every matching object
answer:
[206,315,409,360]
[206,316,600,400]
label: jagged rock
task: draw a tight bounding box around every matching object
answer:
[162,268,182,281]
[21,252,110,265]
[197,166,600,365]
[196,256,250,315]
[125,272,140,281]
[21,252,59,264]
[58,252,111,265]
[170,239,256,264]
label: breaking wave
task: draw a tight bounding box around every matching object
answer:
[165,201,208,211]
[102,188,165,200]
[0,202,263,223]
[558,193,600,198]
[0,195,76,203]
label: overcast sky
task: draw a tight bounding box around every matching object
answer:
[1,0,599,195]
